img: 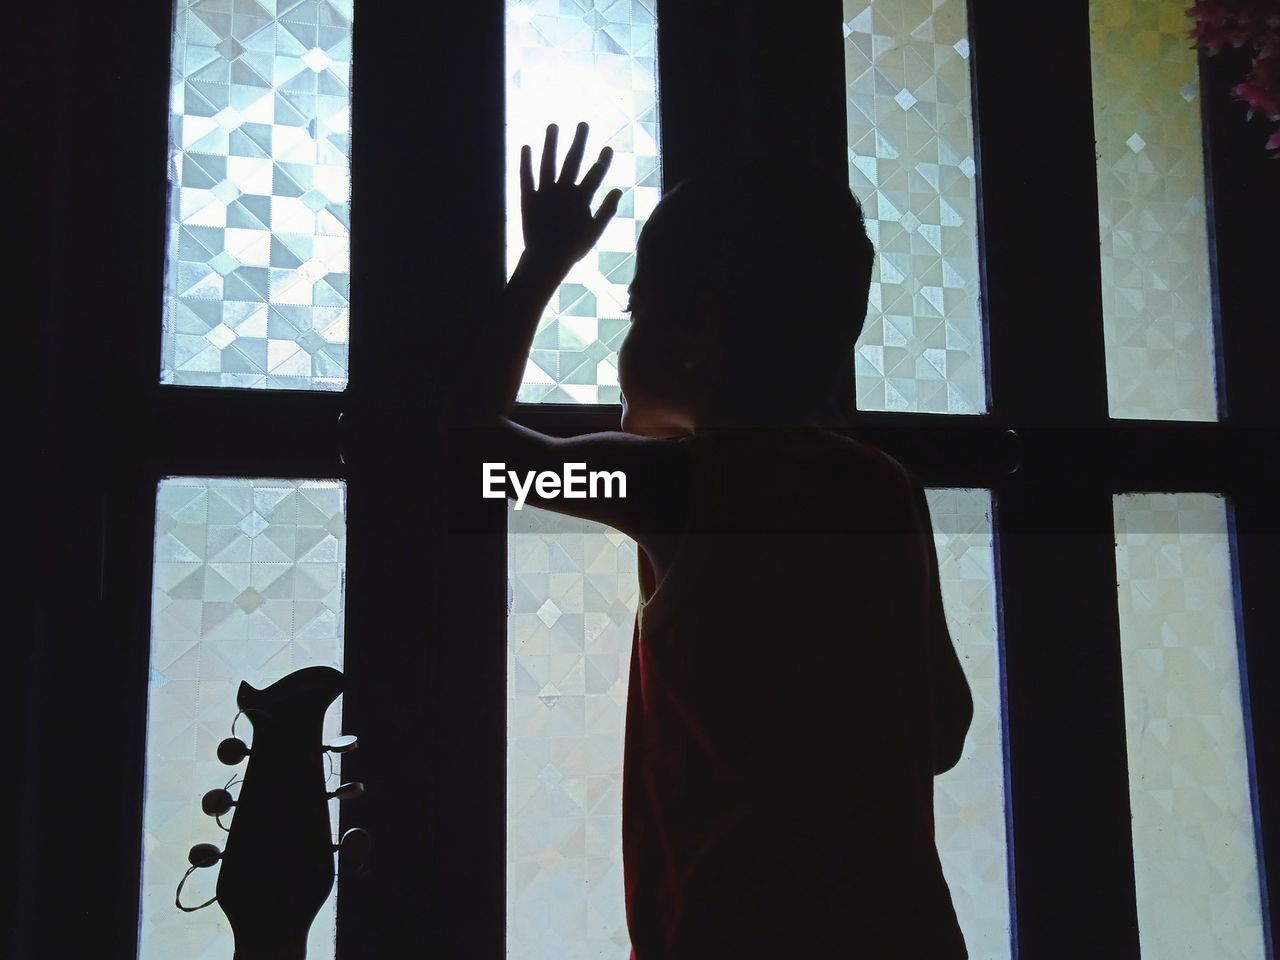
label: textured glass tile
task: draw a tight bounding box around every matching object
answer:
[507,507,639,958]
[843,0,987,414]
[161,1,353,391]
[1090,0,1218,420]
[506,0,661,404]
[1113,493,1265,957]
[928,489,1010,959]
[506,491,1009,957]
[138,478,348,960]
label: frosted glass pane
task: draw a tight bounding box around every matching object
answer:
[506,0,661,404]
[843,0,987,414]
[928,489,1010,959]
[139,478,348,960]
[506,490,1009,957]
[507,507,639,958]
[1090,0,1218,420]
[1113,493,1265,958]
[162,2,353,391]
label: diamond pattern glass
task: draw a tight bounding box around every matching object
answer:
[928,489,1010,959]
[138,478,348,960]
[1090,0,1218,420]
[506,0,661,404]
[162,0,353,391]
[843,0,986,414]
[506,491,1008,957]
[1113,493,1265,958]
[507,507,639,957]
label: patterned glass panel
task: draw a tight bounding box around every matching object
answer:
[928,489,1010,959]
[139,478,348,959]
[1090,0,1218,420]
[506,491,1009,957]
[506,0,661,404]
[507,507,640,957]
[162,1,353,391]
[843,0,986,414]
[1113,493,1265,958]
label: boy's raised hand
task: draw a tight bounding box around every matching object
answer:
[520,121,624,276]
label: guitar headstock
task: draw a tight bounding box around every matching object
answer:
[176,666,369,959]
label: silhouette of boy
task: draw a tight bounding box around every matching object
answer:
[458,121,974,958]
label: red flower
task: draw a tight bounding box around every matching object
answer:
[1234,81,1280,120]
[1188,0,1280,155]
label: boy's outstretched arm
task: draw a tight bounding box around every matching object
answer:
[450,121,622,424]
[446,122,688,538]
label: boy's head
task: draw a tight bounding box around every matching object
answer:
[617,157,875,436]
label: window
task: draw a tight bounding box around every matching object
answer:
[843,0,986,414]
[162,0,354,391]
[505,0,660,404]
[23,1,1276,958]
[139,478,348,959]
[1114,492,1266,957]
[1089,0,1218,421]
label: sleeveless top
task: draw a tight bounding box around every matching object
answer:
[621,428,968,958]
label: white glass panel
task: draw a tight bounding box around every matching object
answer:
[507,507,639,958]
[1113,492,1264,957]
[1090,0,1218,420]
[843,0,987,414]
[929,489,1010,958]
[506,0,661,404]
[138,478,348,959]
[162,1,353,390]
[506,490,1009,957]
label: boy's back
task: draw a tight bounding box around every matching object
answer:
[622,427,971,958]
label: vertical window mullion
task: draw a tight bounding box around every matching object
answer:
[993,480,1142,956]
[969,0,1110,427]
[338,2,505,957]
[968,0,1140,954]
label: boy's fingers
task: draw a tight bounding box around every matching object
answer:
[519,144,534,198]
[578,146,613,197]
[560,121,588,185]
[539,123,558,187]
[592,188,623,230]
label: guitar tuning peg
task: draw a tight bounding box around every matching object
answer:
[334,827,371,865]
[327,781,365,802]
[187,842,222,868]
[217,736,250,765]
[324,734,358,753]
[201,788,236,817]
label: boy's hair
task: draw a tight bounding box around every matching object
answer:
[632,157,875,413]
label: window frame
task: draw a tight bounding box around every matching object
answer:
[18,1,1278,957]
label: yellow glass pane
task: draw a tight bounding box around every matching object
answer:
[1090,0,1218,420]
[1114,492,1265,957]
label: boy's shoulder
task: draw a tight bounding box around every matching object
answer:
[799,433,923,531]
[845,438,914,490]
[791,430,915,490]
[679,427,916,502]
